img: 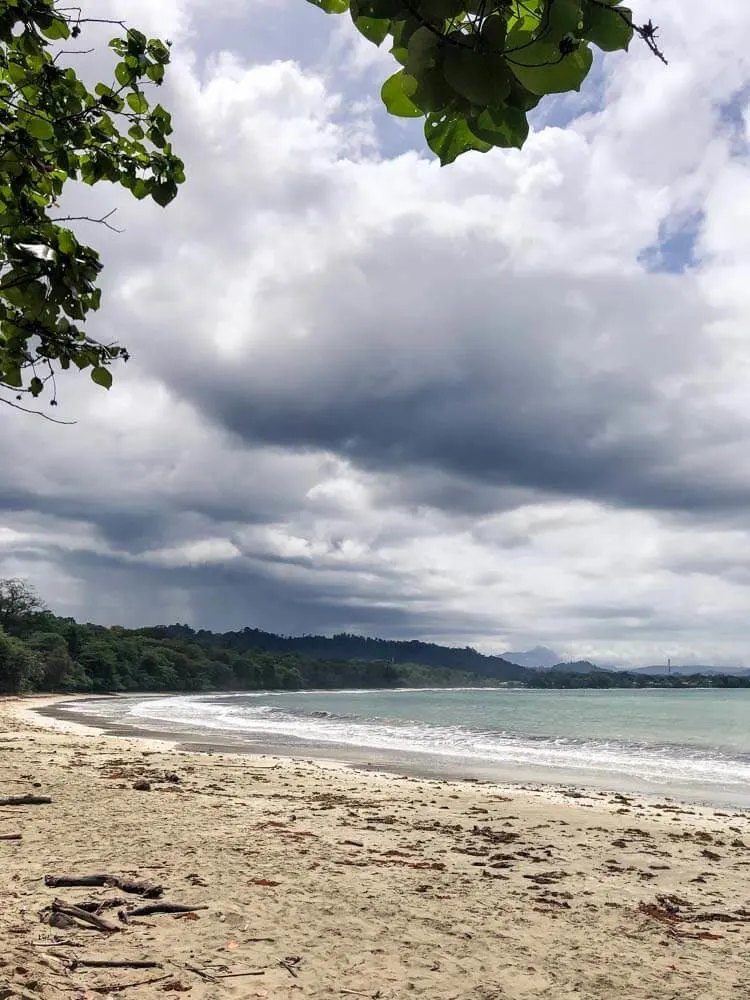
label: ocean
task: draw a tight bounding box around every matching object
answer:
[59,687,750,808]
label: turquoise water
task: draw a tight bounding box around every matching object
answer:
[65,687,750,807]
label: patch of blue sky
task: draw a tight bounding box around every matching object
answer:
[717,86,750,154]
[638,212,703,275]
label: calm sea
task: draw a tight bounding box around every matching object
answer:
[61,687,750,808]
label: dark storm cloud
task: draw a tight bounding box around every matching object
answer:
[154,227,748,520]
[34,546,475,639]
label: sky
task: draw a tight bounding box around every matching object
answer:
[2,0,750,666]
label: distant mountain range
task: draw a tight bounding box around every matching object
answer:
[626,664,750,677]
[502,646,562,668]
[502,646,750,677]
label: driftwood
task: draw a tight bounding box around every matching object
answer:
[127,901,208,917]
[71,959,163,970]
[47,898,120,933]
[76,898,128,914]
[0,832,22,840]
[0,794,52,806]
[44,874,164,898]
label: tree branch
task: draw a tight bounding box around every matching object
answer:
[0,395,76,424]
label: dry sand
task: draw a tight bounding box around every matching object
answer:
[1,696,750,1000]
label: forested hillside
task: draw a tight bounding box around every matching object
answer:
[1,580,748,696]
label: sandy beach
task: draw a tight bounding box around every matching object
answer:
[1,697,750,1000]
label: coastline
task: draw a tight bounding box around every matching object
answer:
[34,692,750,810]
[1,695,750,999]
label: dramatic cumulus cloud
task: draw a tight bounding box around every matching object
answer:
[2,0,750,665]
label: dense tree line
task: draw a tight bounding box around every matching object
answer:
[1,580,748,696]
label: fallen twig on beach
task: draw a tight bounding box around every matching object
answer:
[71,959,164,971]
[0,794,52,806]
[184,964,218,982]
[89,974,170,993]
[279,956,302,978]
[44,874,164,898]
[214,970,266,978]
[0,831,22,839]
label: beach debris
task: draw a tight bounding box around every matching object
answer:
[69,960,163,971]
[158,979,191,992]
[279,956,302,979]
[0,832,22,840]
[249,879,281,887]
[41,899,120,933]
[470,826,519,845]
[214,970,266,979]
[44,874,164,898]
[89,974,171,993]
[132,779,151,792]
[126,902,208,917]
[0,794,52,806]
[75,898,128,914]
[638,894,750,938]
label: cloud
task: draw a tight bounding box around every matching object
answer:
[2,0,750,665]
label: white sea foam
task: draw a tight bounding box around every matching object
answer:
[61,690,750,797]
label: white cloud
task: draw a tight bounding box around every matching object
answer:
[3,0,750,665]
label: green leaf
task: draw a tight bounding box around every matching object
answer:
[305,0,350,11]
[418,0,462,17]
[402,68,453,113]
[444,47,511,106]
[40,17,71,41]
[480,14,507,53]
[25,116,54,140]
[350,0,390,44]
[115,61,135,86]
[90,366,113,389]
[126,28,148,54]
[381,70,422,117]
[508,42,593,95]
[405,26,439,77]
[468,104,529,148]
[57,229,76,254]
[127,91,149,114]
[352,14,390,44]
[424,113,491,165]
[582,1,633,51]
[146,62,165,84]
[151,182,177,206]
[546,0,584,41]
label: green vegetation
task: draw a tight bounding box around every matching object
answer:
[0,1,183,412]
[309,0,661,164]
[1,579,748,696]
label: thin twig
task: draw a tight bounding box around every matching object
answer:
[50,209,123,233]
[90,975,170,994]
[0,397,77,424]
[71,960,163,971]
[215,970,266,979]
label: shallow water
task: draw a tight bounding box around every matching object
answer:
[61,687,750,808]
